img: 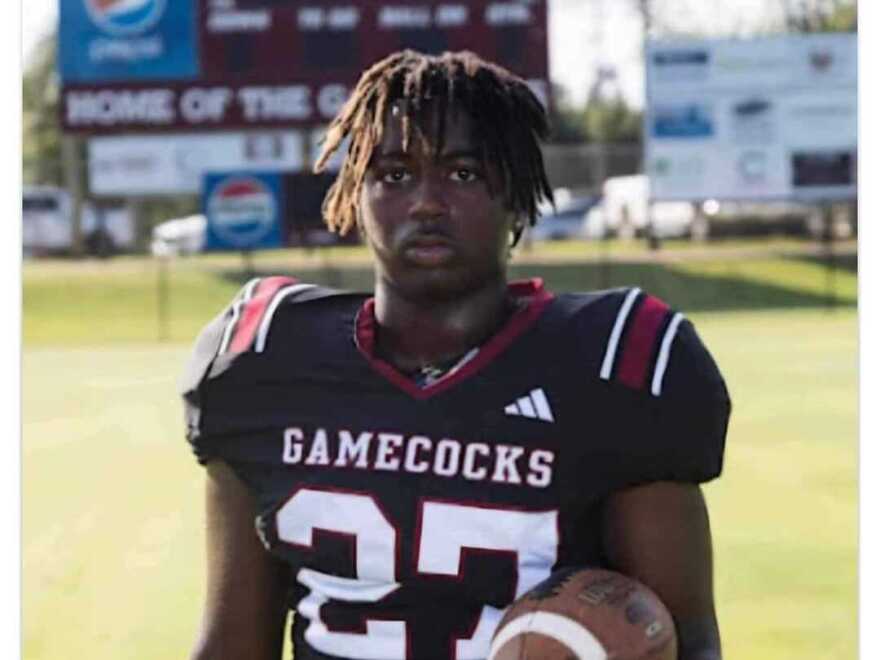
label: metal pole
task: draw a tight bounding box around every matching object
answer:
[597,142,611,290]
[157,255,170,342]
[823,202,836,311]
[638,0,660,252]
[61,135,86,256]
[242,249,255,279]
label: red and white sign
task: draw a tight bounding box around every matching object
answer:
[207,176,277,246]
[85,0,167,36]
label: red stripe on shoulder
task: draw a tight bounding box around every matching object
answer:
[615,295,670,390]
[228,276,298,354]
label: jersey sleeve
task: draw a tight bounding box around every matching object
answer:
[589,290,731,488]
[635,315,731,484]
[179,276,300,465]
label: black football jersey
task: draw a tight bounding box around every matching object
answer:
[181,276,730,660]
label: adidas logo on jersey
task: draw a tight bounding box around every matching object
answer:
[504,388,554,423]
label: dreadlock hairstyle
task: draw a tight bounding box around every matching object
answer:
[313,50,554,247]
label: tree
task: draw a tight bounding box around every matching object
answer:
[781,0,857,32]
[583,98,642,144]
[628,0,856,39]
[547,91,642,145]
[23,32,62,185]
[547,83,589,144]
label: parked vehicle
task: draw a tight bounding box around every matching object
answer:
[23,185,136,256]
[150,214,207,257]
[588,175,696,239]
[696,199,837,239]
[531,194,601,241]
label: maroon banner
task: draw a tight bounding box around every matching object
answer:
[62,80,354,133]
[61,0,549,134]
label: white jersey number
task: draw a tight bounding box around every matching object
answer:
[274,488,559,660]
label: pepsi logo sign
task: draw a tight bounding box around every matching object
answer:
[85,0,167,36]
[208,177,278,248]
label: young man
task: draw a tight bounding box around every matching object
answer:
[182,51,730,660]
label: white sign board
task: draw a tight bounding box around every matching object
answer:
[645,34,857,202]
[88,131,305,196]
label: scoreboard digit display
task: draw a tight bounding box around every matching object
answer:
[200,1,546,81]
[60,0,549,133]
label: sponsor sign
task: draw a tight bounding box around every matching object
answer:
[650,48,710,83]
[651,103,715,139]
[203,173,284,251]
[792,150,855,188]
[59,0,199,82]
[729,98,776,144]
[88,132,304,196]
[646,33,856,201]
[85,0,167,36]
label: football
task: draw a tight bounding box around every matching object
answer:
[489,568,677,660]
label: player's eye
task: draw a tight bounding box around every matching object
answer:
[450,167,480,183]
[381,168,412,184]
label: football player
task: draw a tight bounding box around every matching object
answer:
[182,50,730,660]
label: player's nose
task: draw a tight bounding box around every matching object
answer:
[408,175,449,223]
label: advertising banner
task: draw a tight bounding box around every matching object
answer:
[59,0,199,82]
[203,172,284,251]
[201,172,341,251]
[645,33,857,202]
[89,131,305,196]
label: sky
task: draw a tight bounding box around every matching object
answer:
[22,0,791,108]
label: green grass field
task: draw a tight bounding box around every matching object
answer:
[22,241,858,659]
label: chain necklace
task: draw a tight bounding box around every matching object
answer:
[412,347,480,387]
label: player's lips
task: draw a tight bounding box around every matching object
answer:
[401,233,456,266]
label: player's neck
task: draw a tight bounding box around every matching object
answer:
[373,277,512,373]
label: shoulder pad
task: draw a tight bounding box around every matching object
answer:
[179,276,332,396]
[217,276,310,356]
[594,287,686,397]
[587,288,730,484]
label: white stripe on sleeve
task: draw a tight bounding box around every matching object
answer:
[651,312,685,396]
[254,284,316,353]
[218,277,261,355]
[599,287,641,380]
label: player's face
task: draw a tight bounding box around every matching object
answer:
[359,105,516,300]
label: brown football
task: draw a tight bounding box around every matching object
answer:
[489,568,677,660]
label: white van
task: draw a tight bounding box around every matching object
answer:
[22,186,136,256]
[150,214,207,257]
[587,175,695,239]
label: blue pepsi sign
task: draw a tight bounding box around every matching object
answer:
[203,173,284,252]
[59,0,199,82]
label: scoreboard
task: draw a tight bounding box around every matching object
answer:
[60,0,549,133]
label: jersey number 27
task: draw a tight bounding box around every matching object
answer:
[276,487,559,660]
